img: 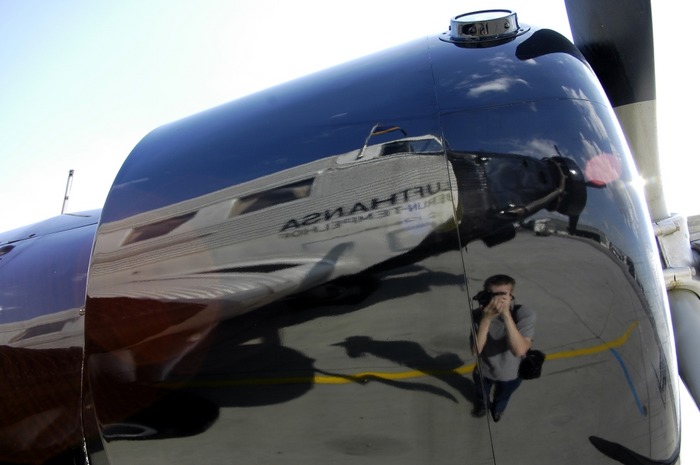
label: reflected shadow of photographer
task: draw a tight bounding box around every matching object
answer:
[332,336,478,405]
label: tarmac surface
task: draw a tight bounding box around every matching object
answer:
[98,230,680,464]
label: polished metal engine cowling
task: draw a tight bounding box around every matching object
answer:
[82,18,679,465]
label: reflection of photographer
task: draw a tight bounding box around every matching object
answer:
[471,275,536,422]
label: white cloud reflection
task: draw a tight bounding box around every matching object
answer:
[467,76,530,98]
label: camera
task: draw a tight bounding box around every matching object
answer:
[473,290,493,307]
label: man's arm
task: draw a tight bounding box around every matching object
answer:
[472,301,501,355]
[501,307,532,357]
[473,315,492,355]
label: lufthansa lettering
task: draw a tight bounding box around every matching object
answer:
[280,183,446,232]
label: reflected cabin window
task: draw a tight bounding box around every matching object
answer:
[229,178,314,218]
[122,212,197,245]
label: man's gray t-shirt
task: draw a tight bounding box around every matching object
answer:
[473,304,536,381]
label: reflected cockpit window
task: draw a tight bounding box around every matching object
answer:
[337,135,444,164]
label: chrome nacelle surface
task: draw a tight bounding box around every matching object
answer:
[0,23,679,465]
[0,211,98,464]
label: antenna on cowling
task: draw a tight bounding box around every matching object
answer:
[61,169,74,214]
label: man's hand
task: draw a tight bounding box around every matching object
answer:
[482,299,502,320]
[484,292,511,320]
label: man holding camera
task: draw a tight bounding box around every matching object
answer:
[471,274,536,422]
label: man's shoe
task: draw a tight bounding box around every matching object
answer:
[472,406,487,418]
[492,411,503,422]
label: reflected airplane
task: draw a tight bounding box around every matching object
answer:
[1,2,697,465]
[87,133,587,311]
